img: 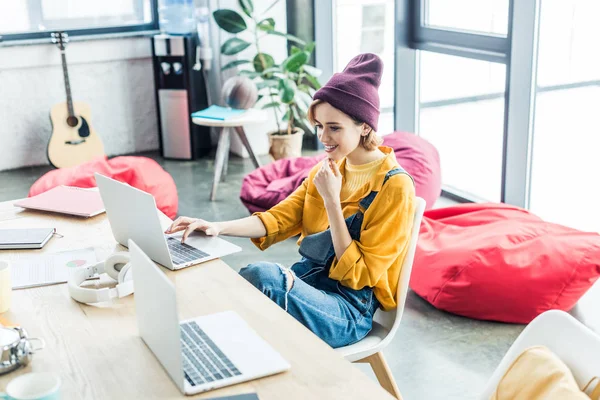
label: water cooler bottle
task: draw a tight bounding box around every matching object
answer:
[152,33,212,160]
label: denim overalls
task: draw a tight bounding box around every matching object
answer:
[240,167,411,348]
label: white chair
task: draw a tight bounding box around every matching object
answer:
[480,310,600,399]
[335,196,426,400]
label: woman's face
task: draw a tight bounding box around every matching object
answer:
[313,102,364,161]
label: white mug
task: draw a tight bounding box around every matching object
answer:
[1,372,61,400]
[0,262,11,314]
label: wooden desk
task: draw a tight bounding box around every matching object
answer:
[0,200,393,400]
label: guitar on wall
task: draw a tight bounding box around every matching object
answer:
[48,31,105,169]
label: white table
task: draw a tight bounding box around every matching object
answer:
[192,109,268,201]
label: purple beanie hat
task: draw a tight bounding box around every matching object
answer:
[313,53,383,131]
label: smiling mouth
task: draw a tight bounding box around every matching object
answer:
[324,144,338,152]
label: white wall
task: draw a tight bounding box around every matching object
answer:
[0,38,158,171]
[0,0,288,171]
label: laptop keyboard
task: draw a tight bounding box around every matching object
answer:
[181,321,242,387]
[166,236,210,266]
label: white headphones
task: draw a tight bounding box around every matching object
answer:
[68,252,133,304]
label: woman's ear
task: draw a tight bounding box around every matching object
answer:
[362,124,371,136]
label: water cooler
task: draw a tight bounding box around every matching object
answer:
[152,33,212,160]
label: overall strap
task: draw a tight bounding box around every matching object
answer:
[358,167,413,211]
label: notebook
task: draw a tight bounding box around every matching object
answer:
[191,105,246,121]
[206,394,259,400]
[14,186,105,218]
[0,228,54,250]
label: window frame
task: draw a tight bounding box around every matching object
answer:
[407,0,538,206]
[0,0,159,43]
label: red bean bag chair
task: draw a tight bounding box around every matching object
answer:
[240,131,441,213]
[410,203,600,323]
[29,155,178,219]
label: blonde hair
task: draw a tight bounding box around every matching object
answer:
[307,100,382,151]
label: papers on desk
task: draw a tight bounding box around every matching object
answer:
[191,105,246,121]
[8,247,96,289]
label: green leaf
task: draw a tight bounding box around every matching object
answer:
[261,66,279,75]
[213,10,247,34]
[239,70,260,78]
[281,51,309,73]
[304,74,321,90]
[257,94,263,103]
[290,45,302,55]
[262,102,280,109]
[239,0,254,17]
[256,79,279,90]
[267,30,306,46]
[278,78,297,104]
[304,42,316,53]
[298,83,310,93]
[257,17,275,31]
[221,37,251,55]
[282,109,291,121]
[261,66,281,80]
[302,64,322,77]
[253,53,275,72]
[221,59,251,71]
[296,90,312,113]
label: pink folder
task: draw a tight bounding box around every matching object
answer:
[14,186,105,217]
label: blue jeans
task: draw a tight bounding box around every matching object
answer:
[239,260,379,348]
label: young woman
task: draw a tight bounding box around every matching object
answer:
[166,53,416,348]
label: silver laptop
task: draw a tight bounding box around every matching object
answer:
[129,240,290,395]
[95,173,241,270]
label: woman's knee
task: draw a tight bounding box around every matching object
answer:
[239,262,286,292]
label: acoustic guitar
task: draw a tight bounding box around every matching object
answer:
[48,32,105,168]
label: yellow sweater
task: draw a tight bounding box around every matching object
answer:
[341,156,387,201]
[251,146,416,311]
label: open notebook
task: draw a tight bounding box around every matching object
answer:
[14,186,105,218]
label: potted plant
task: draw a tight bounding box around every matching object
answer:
[213,0,322,160]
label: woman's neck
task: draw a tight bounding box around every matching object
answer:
[346,147,385,166]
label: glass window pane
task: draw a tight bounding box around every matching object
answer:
[0,0,152,35]
[536,0,600,87]
[419,52,506,201]
[0,1,30,34]
[424,0,509,36]
[530,0,600,232]
[334,0,395,135]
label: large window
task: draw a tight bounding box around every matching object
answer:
[529,0,600,232]
[411,0,510,202]
[419,52,506,201]
[334,0,395,135]
[0,0,156,41]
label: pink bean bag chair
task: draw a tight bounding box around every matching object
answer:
[411,203,600,323]
[240,131,441,213]
[29,155,178,219]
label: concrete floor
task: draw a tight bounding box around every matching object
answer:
[1,150,599,400]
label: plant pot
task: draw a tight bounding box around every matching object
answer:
[269,128,304,160]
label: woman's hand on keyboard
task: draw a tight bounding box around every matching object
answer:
[165,217,220,243]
